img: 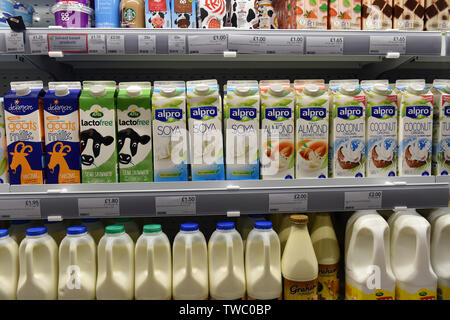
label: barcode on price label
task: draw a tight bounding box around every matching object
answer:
[269,193,308,212]
[155,196,196,215]
[344,191,382,210]
[78,197,120,217]
[306,36,344,55]
[0,199,41,218]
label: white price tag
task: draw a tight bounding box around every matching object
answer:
[48,34,88,52]
[138,34,156,54]
[28,34,48,54]
[78,197,120,217]
[229,35,304,54]
[107,35,125,54]
[6,31,24,53]
[188,34,227,54]
[369,36,406,55]
[168,34,186,54]
[269,193,308,212]
[155,196,196,215]
[88,34,106,54]
[0,199,41,219]
[306,36,344,55]
[345,191,382,210]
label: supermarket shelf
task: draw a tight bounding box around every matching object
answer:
[436,176,450,199]
[0,177,447,220]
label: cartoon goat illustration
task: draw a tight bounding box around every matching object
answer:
[47,142,80,183]
[9,142,43,184]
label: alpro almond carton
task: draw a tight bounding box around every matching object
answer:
[294,80,329,179]
[260,80,295,180]
[431,79,450,175]
[362,80,398,177]
[396,79,434,176]
[329,80,366,178]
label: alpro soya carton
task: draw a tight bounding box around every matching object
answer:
[187,79,225,181]
[362,80,398,177]
[44,82,81,184]
[294,80,329,179]
[0,98,8,183]
[79,81,118,183]
[396,79,434,176]
[152,81,188,182]
[117,82,153,183]
[4,81,45,185]
[224,80,260,180]
[431,79,450,176]
[329,80,366,178]
[260,80,295,180]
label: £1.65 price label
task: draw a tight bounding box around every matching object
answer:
[269,193,308,212]
[78,197,120,217]
[155,196,196,215]
[306,36,344,55]
[0,199,41,219]
[344,191,382,210]
[369,36,406,55]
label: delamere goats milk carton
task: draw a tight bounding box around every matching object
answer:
[329,80,366,178]
[362,80,398,177]
[44,82,81,184]
[152,81,188,182]
[79,81,118,183]
[396,79,434,176]
[431,79,450,176]
[187,79,225,180]
[224,80,260,180]
[117,82,153,183]
[4,81,45,185]
[0,98,8,184]
[260,80,295,180]
[294,80,329,179]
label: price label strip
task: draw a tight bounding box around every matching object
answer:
[106,35,125,54]
[188,34,228,54]
[28,34,48,54]
[369,36,406,55]
[229,35,304,54]
[306,36,344,55]
[88,34,106,54]
[0,199,41,219]
[78,197,120,217]
[138,34,156,54]
[269,193,308,212]
[47,34,88,52]
[344,191,382,210]
[155,196,196,215]
[6,31,25,53]
[168,34,186,54]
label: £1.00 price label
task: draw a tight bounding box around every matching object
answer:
[269,193,308,212]
[344,191,382,210]
[78,197,120,217]
[0,199,41,219]
[188,34,227,54]
[229,34,304,54]
[155,196,196,215]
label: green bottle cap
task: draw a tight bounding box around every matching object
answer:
[143,224,162,234]
[106,225,125,234]
[116,218,132,223]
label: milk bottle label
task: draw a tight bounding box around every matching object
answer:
[438,285,450,300]
[318,264,339,300]
[395,287,436,300]
[283,278,318,300]
[345,282,394,300]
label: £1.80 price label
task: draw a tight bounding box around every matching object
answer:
[78,197,120,217]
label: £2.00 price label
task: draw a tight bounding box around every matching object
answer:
[306,36,344,55]
[269,193,308,212]
[155,196,196,215]
[344,191,382,210]
[0,199,41,219]
[107,35,125,54]
[78,197,120,217]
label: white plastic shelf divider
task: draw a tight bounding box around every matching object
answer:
[0,177,447,220]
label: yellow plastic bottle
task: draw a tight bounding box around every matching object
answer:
[0,229,19,300]
[281,215,318,300]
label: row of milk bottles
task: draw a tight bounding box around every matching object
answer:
[345,208,450,300]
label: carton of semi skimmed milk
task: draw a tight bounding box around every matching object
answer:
[224,80,260,180]
[362,80,398,177]
[187,79,225,180]
[329,80,366,178]
[431,79,450,175]
[117,82,153,182]
[0,98,8,184]
[294,80,329,179]
[152,81,188,182]
[260,80,295,180]
[79,81,118,183]
[396,79,434,176]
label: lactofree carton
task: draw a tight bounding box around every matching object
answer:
[431,79,450,175]
[396,79,434,176]
[224,80,260,180]
[44,82,81,184]
[260,80,295,180]
[0,98,8,184]
[294,80,329,179]
[329,80,366,178]
[152,81,188,182]
[187,79,225,180]
[362,80,398,177]
[79,81,118,183]
[117,82,153,183]
[4,81,45,185]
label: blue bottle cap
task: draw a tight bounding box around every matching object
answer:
[11,220,30,225]
[67,226,87,235]
[0,229,8,238]
[254,221,273,230]
[180,223,199,232]
[82,218,100,223]
[249,214,265,219]
[217,221,235,230]
[26,227,47,236]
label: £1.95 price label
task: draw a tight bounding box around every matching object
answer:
[78,197,120,217]
[155,196,196,215]
[0,199,41,219]
[344,191,382,210]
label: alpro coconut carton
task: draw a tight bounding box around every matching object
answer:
[431,79,450,175]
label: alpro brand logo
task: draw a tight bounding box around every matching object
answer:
[300,107,326,121]
[90,106,104,118]
[265,107,291,121]
[127,106,141,118]
[190,106,218,120]
[230,107,257,121]
[155,108,183,122]
[406,105,431,119]
[9,99,34,113]
[337,106,363,120]
[444,106,450,117]
[372,105,396,119]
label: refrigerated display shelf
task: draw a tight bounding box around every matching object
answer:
[0,177,447,220]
